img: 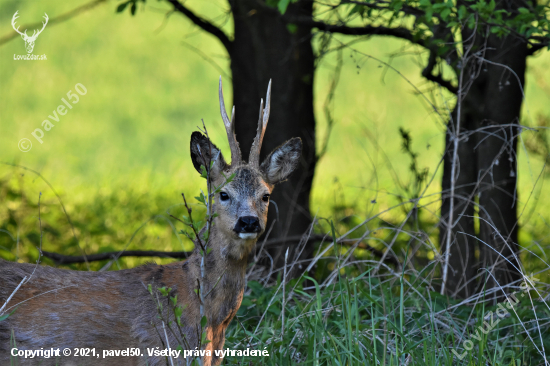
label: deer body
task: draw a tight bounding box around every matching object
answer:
[0,78,302,365]
[0,247,246,366]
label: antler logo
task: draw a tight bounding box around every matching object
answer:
[11,11,49,54]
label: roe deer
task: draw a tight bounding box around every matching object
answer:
[0,77,302,366]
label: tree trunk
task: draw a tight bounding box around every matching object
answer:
[229,0,316,272]
[441,29,525,298]
[477,34,525,295]
[440,103,478,299]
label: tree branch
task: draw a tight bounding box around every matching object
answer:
[292,17,422,46]
[422,50,458,94]
[42,234,400,267]
[42,250,191,265]
[167,0,232,53]
[288,15,460,94]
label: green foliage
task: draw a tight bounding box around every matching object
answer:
[345,0,549,42]
[225,271,550,365]
[0,172,196,270]
[116,0,145,16]
[288,0,550,79]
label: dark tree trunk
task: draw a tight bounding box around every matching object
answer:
[476,34,525,295]
[441,25,525,298]
[440,103,478,299]
[229,0,316,271]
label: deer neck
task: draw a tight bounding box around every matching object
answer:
[188,226,256,297]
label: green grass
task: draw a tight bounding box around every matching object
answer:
[221,255,550,365]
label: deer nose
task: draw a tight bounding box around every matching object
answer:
[234,216,261,233]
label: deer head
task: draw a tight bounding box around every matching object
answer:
[190,77,302,260]
[11,11,48,53]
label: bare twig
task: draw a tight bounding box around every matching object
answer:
[441,29,477,295]
[0,276,27,316]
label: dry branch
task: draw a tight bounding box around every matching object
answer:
[42,234,400,266]
[41,250,191,265]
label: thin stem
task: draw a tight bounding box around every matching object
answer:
[161,320,175,366]
[441,26,476,295]
[282,247,289,339]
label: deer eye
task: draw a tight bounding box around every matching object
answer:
[219,192,230,201]
[262,194,270,202]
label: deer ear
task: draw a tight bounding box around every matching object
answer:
[260,138,302,184]
[190,132,228,177]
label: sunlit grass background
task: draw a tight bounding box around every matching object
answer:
[0,0,549,277]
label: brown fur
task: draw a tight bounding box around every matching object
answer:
[0,130,301,365]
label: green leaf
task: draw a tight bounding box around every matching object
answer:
[200,165,208,179]
[170,296,177,306]
[458,5,467,20]
[349,4,366,18]
[201,315,208,328]
[130,2,137,15]
[447,21,458,29]
[278,0,291,14]
[0,309,16,322]
[195,192,206,205]
[159,287,171,297]
[193,220,203,231]
[116,1,130,13]
[147,284,153,294]
[286,24,298,34]
[226,173,236,183]
[201,331,211,344]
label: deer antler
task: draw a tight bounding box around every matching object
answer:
[11,12,48,39]
[249,80,271,168]
[11,11,27,36]
[31,14,49,38]
[219,77,242,166]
